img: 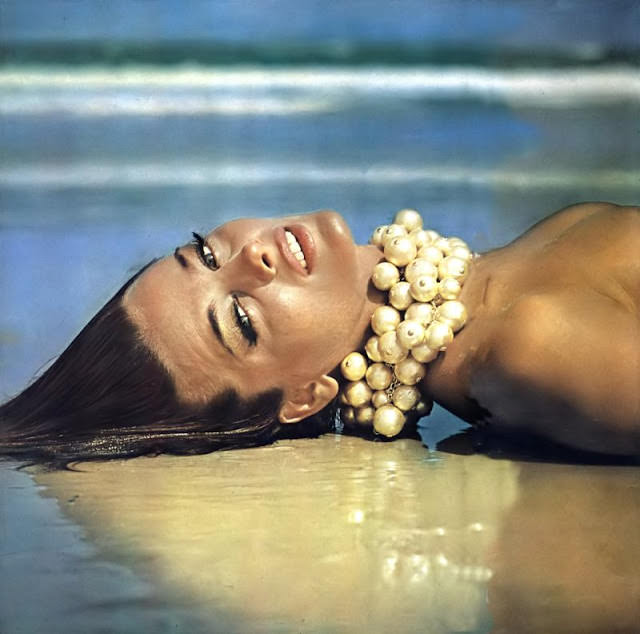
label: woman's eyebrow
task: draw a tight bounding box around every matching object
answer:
[173,247,189,269]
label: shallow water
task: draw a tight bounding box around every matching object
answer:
[2,436,639,633]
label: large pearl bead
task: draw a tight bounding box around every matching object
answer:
[356,405,375,425]
[340,351,368,381]
[424,229,441,243]
[396,319,425,349]
[373,404,406,437]
[434,236,453,255]
[371,390,390,409]
[342,406,356,425]
[379,331,408,363]
[370,225,388,246]
[417,244,444,266]
[384,236,417,267]
[389,281,413,310]
[439,255,468,282]
[343,380,373,407]
[394,208,423,232]
[448,236,468,249]
[364,335,383,362]
[365,362,393,390]
[415,399,433,416]
[449,245,472,262]
[404,258,438,283]
[439,277,461,300]
[382,224,407,246]
[409,228,432,249]
[435,300,468,332]
[371,305,401,336]
[405,302,435,327]
[425,321,454,350]
[411,342,439,363]
[372,261,400,291]
[392,384,421,411]
[394,357,426,385]
[410,275,438,302]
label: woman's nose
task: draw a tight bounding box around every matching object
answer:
[238,240,276,285]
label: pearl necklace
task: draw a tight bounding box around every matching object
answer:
[339,208,472,438]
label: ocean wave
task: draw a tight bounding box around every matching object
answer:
[1,161,637,190]
[0,66,638,115]
[0,93,335,116]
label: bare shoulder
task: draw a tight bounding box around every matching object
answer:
[471,289,640,455]
[514,201,639,249]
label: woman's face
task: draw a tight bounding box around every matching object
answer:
[123,211,383,422]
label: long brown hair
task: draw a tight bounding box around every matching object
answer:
[0,264,334,466]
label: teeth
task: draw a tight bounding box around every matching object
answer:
[285,230,308,269]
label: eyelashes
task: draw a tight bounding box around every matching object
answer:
[191,232,219,270]
[233,294,258,347]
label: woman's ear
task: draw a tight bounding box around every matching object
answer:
[278,375,339,424]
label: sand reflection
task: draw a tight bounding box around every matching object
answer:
[35,436,517,632]
[34,435,640,633]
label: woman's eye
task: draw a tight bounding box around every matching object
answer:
[233,295,258,347]
[191,232,219,270]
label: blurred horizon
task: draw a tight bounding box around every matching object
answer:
[2,0,639,66]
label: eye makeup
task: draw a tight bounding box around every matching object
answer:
[191,232,219,270]
[232,294,258,347]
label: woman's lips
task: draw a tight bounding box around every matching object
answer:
[274,224,315,275]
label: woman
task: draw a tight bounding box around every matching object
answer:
[1,201,638,464]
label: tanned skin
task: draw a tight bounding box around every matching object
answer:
[423,202,639,455]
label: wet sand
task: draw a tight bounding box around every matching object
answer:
[2,435,638,633]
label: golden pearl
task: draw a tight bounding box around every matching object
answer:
[410,275,438,302]
[370,225,388,246]
[381,223,407,246]
[425,321,454,350]
[372,261,400,291]
[409,228,432,249]
[439,277,461,300]
[343,380,373,407]
[404,258,438,283]
[435,300,468,332]
[371,305,401,336]
[417,244,443,266]
[396,319,426,349]
[373,404,406,437]
[448,236,467,247]
[424,229,441,243]
[394,357,426,385]
[365,362,393,390]
[356,405,375,425]
[415,399,433,417]
[364,335,383,362]
[405,302,435,327]
[371,390,390,409]
[434,236,452,255]
[392,384,421,411]
[340,351,368,381]
[439,255,468,282]
[379,331,409,363]
[384,236,417,267]
[411,342,439,363]
[342,406,356,424]
[394,208,423,232]
[389,281,413,310]
[449,245,472,262]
